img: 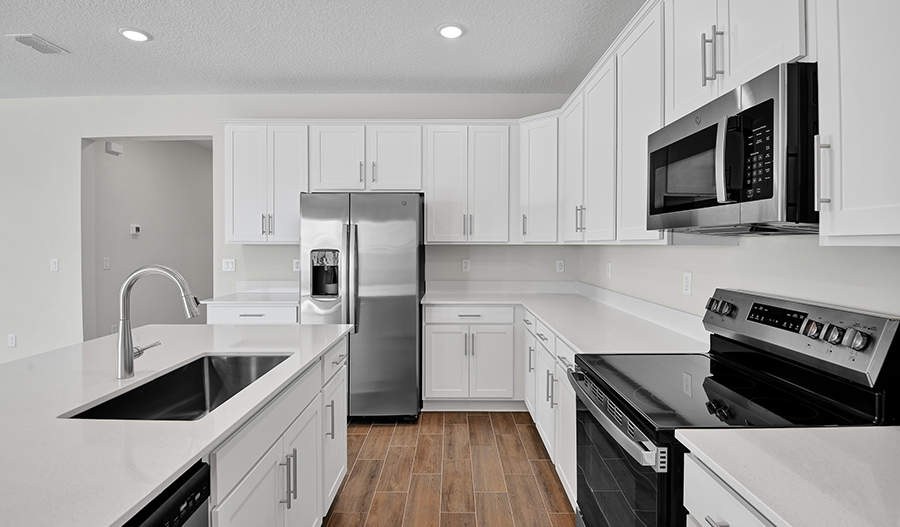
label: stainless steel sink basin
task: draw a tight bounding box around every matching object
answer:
[69,354,290,421]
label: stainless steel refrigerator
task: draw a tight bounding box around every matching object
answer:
[300,193,423,417]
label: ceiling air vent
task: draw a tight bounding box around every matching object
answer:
[6,34,69,54]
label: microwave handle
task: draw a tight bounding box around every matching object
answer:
[714,115,733,203]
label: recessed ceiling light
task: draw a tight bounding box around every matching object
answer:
[119,28,152,42]
[438,24,464,39]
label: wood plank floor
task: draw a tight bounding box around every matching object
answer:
[324,412,575,527]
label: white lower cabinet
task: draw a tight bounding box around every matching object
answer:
[424,323,514,399]
[321,365,348,512]
[554,341,577,508]
[523,329,537,414]
[684,454,775,527]
[284,396,323,527]
[534,343,557,460]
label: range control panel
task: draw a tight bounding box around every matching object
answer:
[703,289,899,388]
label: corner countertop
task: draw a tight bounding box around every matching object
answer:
[421,292,708,354]
[201,292,300,305]
[0,323,351,527]
[676,427,900,527]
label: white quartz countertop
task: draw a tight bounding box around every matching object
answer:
[421,292,708,354]
[201,291,300,305]
[0,323,351,527]
[676,427,900,527]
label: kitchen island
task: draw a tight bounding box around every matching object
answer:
[0,323,351,527]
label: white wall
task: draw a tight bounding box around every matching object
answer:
[425,245,581,282]
[82,140,213,341]
[0,93,566,363]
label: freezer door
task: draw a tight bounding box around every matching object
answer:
[349,193,423,416]
[300,193,350,325]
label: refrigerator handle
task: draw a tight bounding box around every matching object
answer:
[349,224,359,334]
[341,225,350,325]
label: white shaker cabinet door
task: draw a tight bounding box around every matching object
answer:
[818,0,900,243]
[521,118,559,243]
[583,58,618,243]
[554,361,577,508]
[523,330,537,415]
[424,325,470,398]
[468,126,510,243]
[284,393,322,527]
[321,367,348,514]
[310,126,366,191]
[267,125,307,243]
[616,3,666,243]
[469,325,514,399]
[366,125,423,191]
[664,0,718,124]
[425,126,468,243]
[227,124,268,243]
[534,345,556,460]
[211,440,285,527]
[560,94,585,243]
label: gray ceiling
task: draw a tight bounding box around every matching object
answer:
[0,0,645,99]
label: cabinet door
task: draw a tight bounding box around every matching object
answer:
[226,124,267,243]
[425,126,468,243]
[521,118,559,243]
[424,325,469,398]
[212,439,285,527]
[664,0,718,124]
[817,0,900,242]
[554,362,577,508]
[469,325,514,399]
[718,0,806,93]
[560,95,585,243]
[468,126,510,243]
[366,126,422,190]
[310,126,365,191]
[583,58,618,243]
[534,345,556,460]
[523,330,537,415]
[284,393,322,527]
[322,367,348,513]
[616,4,666,243]
[268,125,308,243]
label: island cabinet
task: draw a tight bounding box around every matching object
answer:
[423,306,515,400]
[321,353,348,512]
[684,454,775,527]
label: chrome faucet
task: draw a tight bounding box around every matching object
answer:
[117,265,201,379]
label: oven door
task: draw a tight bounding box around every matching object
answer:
[569,368,682,527]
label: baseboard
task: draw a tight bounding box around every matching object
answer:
[422,399,528,412]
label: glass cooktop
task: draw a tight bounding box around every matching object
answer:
[575,353,876,430]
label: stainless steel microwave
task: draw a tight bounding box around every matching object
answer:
[647,63,819,235]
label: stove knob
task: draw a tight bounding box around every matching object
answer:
[842,328,870,351]
[800,318,822,339]
[718,301,735,317]
[705,401,718,414]
[705,298,720,312]
[822,323,845,345]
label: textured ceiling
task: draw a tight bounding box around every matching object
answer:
[0,0,645,99]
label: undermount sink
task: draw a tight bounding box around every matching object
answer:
[69,354,290,421]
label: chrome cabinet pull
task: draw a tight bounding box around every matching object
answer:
[574,205,580,232]
[471,332,475,356]
[814,134,832,211]
[551,375,558,408]
[327,400,335,438]
[546,370,552,402]
[332,353,347,365]
[463,214,467,236]
[457,314,481,318]
[528,346,534,372]
[522,214,527,236]
[579,206,586,232]
[291,448,298,499]
[522,319,532,326]
[704,516,729,527]
[268,214,273,235]
[279,454,292,509]
[372,161,376,182]
[464,332,468,356]
[239,313,265,317]
[701,25,724,86]
[262,214,266,235]
[469,214,474,235]
[359,161,364,182]
[536,332,547,342]
[558,356,573,369]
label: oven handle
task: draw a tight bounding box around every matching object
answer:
[567,368,663,472]
[714,115,732,204]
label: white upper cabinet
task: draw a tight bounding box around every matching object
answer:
[560,94,585,243]
[521,117,558,243]
[425,125,509,243]
[310,125,422,192]
[616,3,666,243]
[225,123,308,244]
[817,0,900,245]
[583,57,618,243]
[664,0,807,124]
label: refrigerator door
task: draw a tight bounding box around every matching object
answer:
[349,193,423,417]
[300,193,350,326]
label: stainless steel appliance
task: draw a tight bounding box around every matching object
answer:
[124,461,209,527]
[300,193,423,417]
[568,289,900,527]
[647,63,819,235]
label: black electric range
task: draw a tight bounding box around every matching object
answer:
[569,289,900,527]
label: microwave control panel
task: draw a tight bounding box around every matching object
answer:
[735,98,775,202]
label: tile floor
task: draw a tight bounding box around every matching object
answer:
[324,411,575,527]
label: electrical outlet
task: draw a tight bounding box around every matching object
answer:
[222,259,236,272]
[683,372,692,397]
[461,259,470,272]
[606,263,612,278]
[50,258,59,272]
[111,324,118,334]
[556,260,565,273]
[682,272,692,296]
[103,257,110,270]
[7,334,16,348]
[293,259,301,272]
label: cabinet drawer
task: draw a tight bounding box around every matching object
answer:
[207,305,299,325]
[534,320,556,355]
[210,360,322,505]
[322,337,349,384]
[556,338,576,370]
[424,305,514,324]
[683,454,775,527]
[522,309,537,334]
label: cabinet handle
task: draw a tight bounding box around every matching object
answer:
[536,332,547,341]
[558,356,573,369]
[372,161,376,182]
[814,134,832,211]
[528,346,534,372]
[701,26,725,87]
[268,214,273,235]
[522,214,527,236]
[327,400,336,438]
[574,205,580,232]
[239,313,265,317]
[359,161,364,182]
[262,214,266,235]
[551,375,558,408]
[579,206,586,232]
[464,332,468,356]
[463,214,467,236]
[279,454,292,509]
[546,370,552,402]
[332,353,347,365]
[471,332,475,356]
[704,516,729,527]
[469,214,474,236]
[523,319,532,326]
[291,448,298,499]
[457,314,481,318]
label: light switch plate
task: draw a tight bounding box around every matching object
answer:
[50,258,58,272]
[461,259,470,272]
[103,257,110,270]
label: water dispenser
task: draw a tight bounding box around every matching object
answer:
[310,249,340,298]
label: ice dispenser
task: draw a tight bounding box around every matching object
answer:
[310,249,340,298]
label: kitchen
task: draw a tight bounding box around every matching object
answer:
[2,0,900,526]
